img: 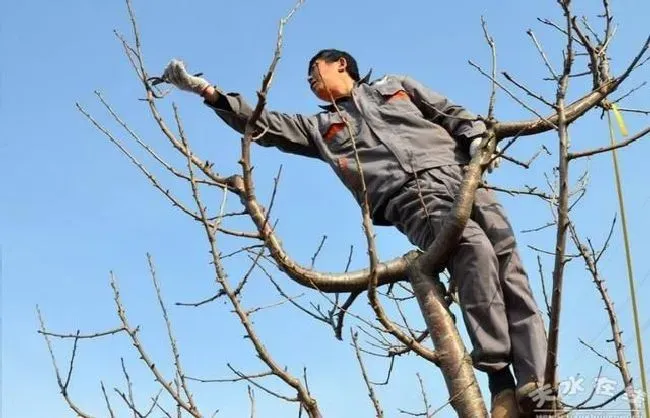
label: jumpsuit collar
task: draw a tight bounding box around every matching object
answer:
[318,69,373,112]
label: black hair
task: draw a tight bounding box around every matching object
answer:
[308,49,360,81]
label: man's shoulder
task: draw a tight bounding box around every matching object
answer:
[369,74,406,86]
[368,74,429,92]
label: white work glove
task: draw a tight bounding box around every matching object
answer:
[469,136,501,173]
[162,59,210,95]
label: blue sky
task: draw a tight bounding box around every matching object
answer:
[2,0,649,416]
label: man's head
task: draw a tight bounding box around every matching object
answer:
[307,49,359,102]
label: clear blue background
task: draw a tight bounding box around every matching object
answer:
[1,1,649,416]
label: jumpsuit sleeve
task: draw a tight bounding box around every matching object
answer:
[398,75,487,147]
[204,92,322,159]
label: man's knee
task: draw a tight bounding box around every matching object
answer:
[455,224,498,269]
[451,224,501,304]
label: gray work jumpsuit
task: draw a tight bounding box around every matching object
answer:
[207,74,548,388]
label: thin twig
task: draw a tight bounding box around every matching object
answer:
[502,71,556,108]
[537,256,552,321]
[578,339,618,368]
[611,81,647,105]
[248,386,256,418]
[527,29,559,80]
[480,17,498,119]
[310,235,328,269]
[38,327,126,339]
[101,381,117,418]
[352,330,384,418]
[37,307,93,418]
[482,183,552,201]
[468,61,558,129]
[398,373,431,417]
[617,107,650,115]
[147,253,198,413]
[77,103,202,221]
[568,125,650,160]
[110,273,201,417]
[186,369,273,384]
[120,357,137,418]
[94,91,219,186]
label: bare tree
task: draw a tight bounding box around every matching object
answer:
[39,0,649,417]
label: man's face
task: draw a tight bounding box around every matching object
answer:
[308,58,348,102]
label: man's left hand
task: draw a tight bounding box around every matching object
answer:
[469,137,501,173]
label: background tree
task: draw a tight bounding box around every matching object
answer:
[2,0,649,417]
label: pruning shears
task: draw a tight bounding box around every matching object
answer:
[144,72,204,99]
[147,72,204,86]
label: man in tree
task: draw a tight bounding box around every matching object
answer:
[162,49,548,417]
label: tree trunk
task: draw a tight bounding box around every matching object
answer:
[409,266,487,417]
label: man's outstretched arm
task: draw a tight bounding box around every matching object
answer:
[163,59,321,159]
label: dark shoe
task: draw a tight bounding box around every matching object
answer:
[516,382,559,417]
[491,389,519,418]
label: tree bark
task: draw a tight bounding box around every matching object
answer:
[409,266,487,417]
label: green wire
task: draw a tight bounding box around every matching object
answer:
[607,111,649,417]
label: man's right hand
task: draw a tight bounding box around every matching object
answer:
[162,59,211,96]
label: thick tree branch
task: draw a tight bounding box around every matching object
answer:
[495,34,650,138]
[545,0,575,403]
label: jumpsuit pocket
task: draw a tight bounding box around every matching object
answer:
[320,113,357,152]
[374,80,420,114]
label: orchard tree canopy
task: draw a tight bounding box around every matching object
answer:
[1,0,649,417]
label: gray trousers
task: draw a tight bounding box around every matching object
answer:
[384,165,547,387]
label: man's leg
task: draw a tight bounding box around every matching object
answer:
[471,187,548,389]
[449,217,523,417]
[384,167,514,384]
[448,219,513,375]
